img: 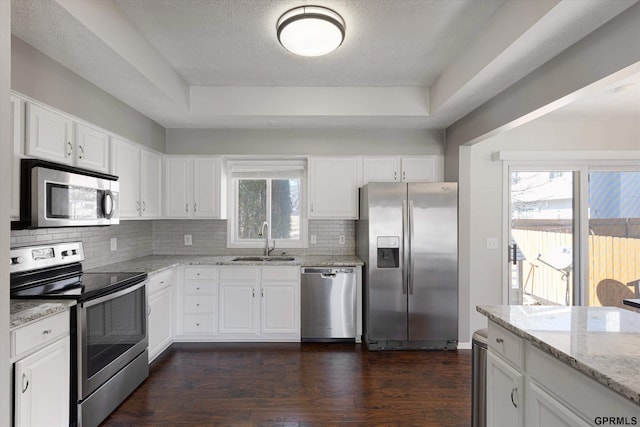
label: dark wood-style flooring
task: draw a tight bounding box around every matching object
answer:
[102,343,472,426]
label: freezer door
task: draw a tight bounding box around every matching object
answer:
[365,183,408,341]
[407,183,458,342]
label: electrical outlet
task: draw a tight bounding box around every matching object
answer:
[310,234,317,244]
[339,235,345,245]
[110,237,117,251]
[184,235,193,246]
[486,237,498,250]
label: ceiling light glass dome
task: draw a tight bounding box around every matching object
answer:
[277,6,345,57]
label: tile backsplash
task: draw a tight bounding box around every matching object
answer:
[10,219,356,269]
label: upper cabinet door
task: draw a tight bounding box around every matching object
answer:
[401,156,443,182]
[75,122,109,173]
[140,149,163,218]
[111,137,141,219]
[26,103,74,165]
[164,156,193,218]
[362,156,401,184]
[309,157,359,219]
[193,157,221,218]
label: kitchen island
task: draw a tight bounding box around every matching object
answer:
[478,305,640,426]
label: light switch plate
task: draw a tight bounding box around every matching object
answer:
[310,235,317,244]
[339,235,345,245]
[184,235,193,246]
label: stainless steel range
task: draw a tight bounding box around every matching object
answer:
[10,242,149,427]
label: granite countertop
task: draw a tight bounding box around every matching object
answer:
[87,255,364,275]
[477,305,640,405]
[10,300,76,330]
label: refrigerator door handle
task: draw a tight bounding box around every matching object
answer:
[402,200,408,295]
[408,199,414,295]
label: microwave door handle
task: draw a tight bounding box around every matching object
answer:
[103,190,114,219]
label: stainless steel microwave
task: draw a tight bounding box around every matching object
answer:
[13,159,119,229]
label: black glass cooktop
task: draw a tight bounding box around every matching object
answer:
[11,271,147,301]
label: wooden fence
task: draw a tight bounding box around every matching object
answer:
[512,229,640,307]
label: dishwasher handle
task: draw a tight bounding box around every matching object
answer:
[302,267,355,275]
[321,273,336,279]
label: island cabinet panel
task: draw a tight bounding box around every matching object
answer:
[485,320,640,427]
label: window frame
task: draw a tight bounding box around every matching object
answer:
[226,160,308,250]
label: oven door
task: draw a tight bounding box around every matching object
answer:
[77,280,148,400]
[33,165,119,227]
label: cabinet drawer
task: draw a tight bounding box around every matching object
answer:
[220,266,259,281]
[261,267,299,281]
[184,266,218,280]
[184,295,215,313]
[183,314,216,333]
[488,322,524,369]
[148,269,174,294]
[184,282,215,295]
[12,311,70,359]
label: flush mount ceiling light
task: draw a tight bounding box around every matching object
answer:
[277,6,345,57]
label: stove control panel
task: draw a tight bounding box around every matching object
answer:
[9,242,85,274]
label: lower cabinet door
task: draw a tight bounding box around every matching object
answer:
[148,288,173,362]
[486,351,524,427]
[261,282,299,334]
[526,381,591,427]
[14,336,70,427]
[219,282,259,334]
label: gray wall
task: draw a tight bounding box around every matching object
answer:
[166,128,445,156]
[12,36,166,152]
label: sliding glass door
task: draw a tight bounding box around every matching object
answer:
[509,170,575,306]
[508,166,640,309]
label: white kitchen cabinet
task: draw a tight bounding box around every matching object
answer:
[176,266,219,337]
[219,267,260,335]
[526,381,591,427]
[11,311,71,427]
[260,267,300,335]
[309,157,359,219]
[25,102,74,165]
[111,137,163,219]
[361,155,444,184]
[487,351,524,427]
[10,94,23,220]
[26,102,110,173]
[74,122,110,173]
[164,156,222,218]
[147,269,175,362]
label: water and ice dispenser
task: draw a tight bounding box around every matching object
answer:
[377,236,400,268]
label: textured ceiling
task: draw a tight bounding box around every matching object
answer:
[10,0,640,129]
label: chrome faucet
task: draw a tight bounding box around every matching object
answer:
[258,221,275,256]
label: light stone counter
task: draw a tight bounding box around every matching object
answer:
[87,255,363,275]
[477,305,640,405]
[10,300,76,330]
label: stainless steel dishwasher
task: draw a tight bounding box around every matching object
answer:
[301,267,356,341]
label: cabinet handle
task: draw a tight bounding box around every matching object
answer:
[510,387,518,408]
[194,203,197,213]
[402,170,406,181]
[137,201,141,212]
[78,144,84,159]
[252,288,255,298]
[310,203,314,212]
[147,305,151,316]
[196,287,200,291]
[22,373,29,393]
[186,203,189,213]
[261,288,264,298]
[67,141,73,157]
[496,338,504,344]
[394,171,398,181]
[142,201,146,212]
[196,303,200,307]
[42,329,52,335]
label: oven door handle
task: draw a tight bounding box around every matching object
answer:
[81,279,148,308]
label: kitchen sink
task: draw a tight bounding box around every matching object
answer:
[231,256,296,262]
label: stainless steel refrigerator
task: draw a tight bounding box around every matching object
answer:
[356,182,458,350]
